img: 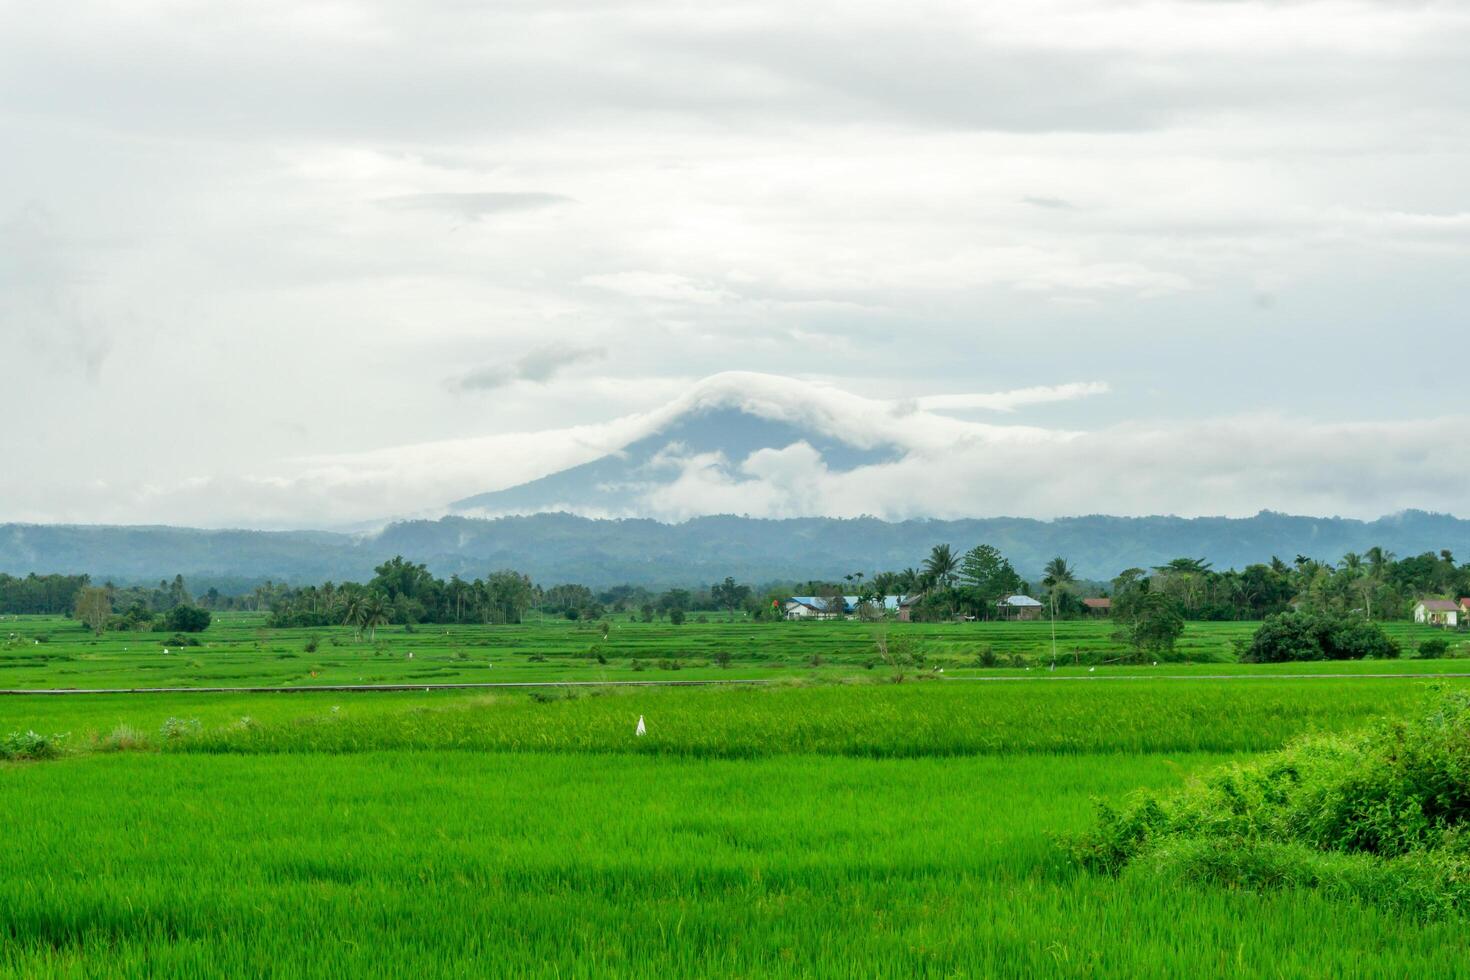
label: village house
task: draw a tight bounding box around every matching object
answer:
[1413,599,1460,627]
[896,595,921,622]
[1082,597,1112,617]
[997,594,1044,621]
[784,595,915,621]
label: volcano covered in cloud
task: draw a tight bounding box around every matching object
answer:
[425,369,1470,525]
[450,406,903,516]
[446,372,1085,521]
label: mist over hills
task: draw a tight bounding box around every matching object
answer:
[7,377,1469,589]
[4,510,1469,591]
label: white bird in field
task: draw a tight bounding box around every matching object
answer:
[407,651,414,659]
[636,715,646,737]
[1088,667,1095,673]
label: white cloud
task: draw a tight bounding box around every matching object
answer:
[449,343,607,392]
[917,381,1110,413]
[2,1,1469,526]
[3,372,1465,529]
[582,271,736,305]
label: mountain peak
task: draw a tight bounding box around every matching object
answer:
[450,375,905,518]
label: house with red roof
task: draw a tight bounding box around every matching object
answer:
[1414,599,1460,627]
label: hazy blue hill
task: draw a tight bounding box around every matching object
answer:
[450,406,901,515]
[4,510,1470,589]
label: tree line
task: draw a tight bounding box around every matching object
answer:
[263,559,756,629]
[9,543,1469,630]
[858,543,1469,624]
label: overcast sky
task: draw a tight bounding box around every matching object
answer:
[3,0,1468,528]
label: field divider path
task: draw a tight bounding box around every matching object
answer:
[4,671,1470,695]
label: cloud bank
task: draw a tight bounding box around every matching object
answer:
[2,1,1469,527]
[3,373,1466,529]
[449,343,608,392]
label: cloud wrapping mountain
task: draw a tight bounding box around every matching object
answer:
[2,371,1467,528]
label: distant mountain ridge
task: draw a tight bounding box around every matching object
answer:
[4,510,1469,590]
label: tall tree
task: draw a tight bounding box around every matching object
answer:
[958,544,1022,620]
[710,577,751,620]
[923,544,958,589]
[1043,556,1076,666]
[361,593,389,642]
[74,586,112,636]
[341,595,365,640]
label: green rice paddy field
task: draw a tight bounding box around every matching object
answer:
[5,615,1470,976]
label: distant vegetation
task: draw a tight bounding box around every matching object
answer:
[6,538,1470,645]
[8,509,1470,588]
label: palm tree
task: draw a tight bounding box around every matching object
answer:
[923,544,958,589]
[361,593,390,643]
[1043,556,1076,666]
[341,595,365,641]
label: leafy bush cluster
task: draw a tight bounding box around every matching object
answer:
[1,730,67,761]
[1070,691,1470,917]
[159,717,203,741]
[1418,638,1453,660]
[1241,611,1399,663]
[107,603,212,634]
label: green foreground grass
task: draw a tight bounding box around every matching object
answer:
[6,749,1469,977]
[5,616,1470,976]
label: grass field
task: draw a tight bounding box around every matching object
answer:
[4,615,1470,976]
[3,613,1467,690]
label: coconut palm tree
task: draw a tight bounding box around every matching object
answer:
[341,595,365,641]
[361,593,390,642]
[923,544,958,589]
[1043,556,1076,666]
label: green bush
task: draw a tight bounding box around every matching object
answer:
[1418,638,1452,660]
[159,717,202,741]
[1069,690,1470,917]
[1,729,67,761]
[164,605,211,633]
[1241,611,1399,663]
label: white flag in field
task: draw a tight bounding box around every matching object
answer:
[636,715,646,737]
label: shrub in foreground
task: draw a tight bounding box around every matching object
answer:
[1,730,67,761]
[1069,690,1470,917]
